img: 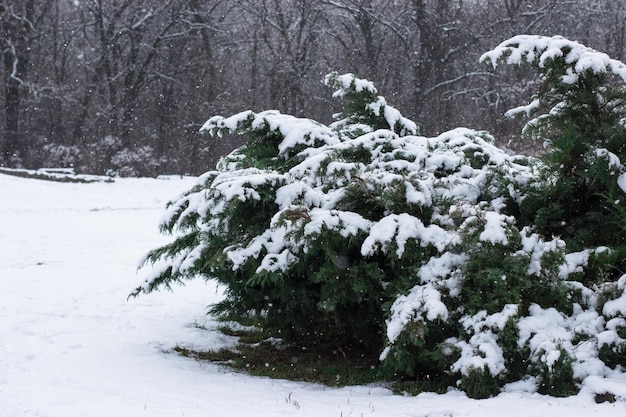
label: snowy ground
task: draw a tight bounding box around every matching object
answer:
[0,173,624,417]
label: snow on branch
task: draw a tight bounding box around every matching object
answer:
[201,110,340,158]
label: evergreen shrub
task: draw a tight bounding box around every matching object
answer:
[133,35,626,398]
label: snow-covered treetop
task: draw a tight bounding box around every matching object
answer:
[480,35,626,138]
[480,35,626,85]
[327,72,379,97]
[324,71,418,138]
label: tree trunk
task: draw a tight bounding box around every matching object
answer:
[0,0,34,165]
[2,51,21,163]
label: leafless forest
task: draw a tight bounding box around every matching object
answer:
[1,0,625,175]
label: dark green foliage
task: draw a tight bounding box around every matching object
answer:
[533,349,576,397]
[520,126,626,260]
[598,325,626,369]
[380,319,456,383]
[497,319,531,384]
[460,238,569,316]
[460,367,502,399]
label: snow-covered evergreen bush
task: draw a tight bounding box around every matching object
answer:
[134,36,626,398]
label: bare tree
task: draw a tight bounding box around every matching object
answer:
[0,0,40,165]
[3,0,626,174]
[75,0,183,144]
[232,0,330,118]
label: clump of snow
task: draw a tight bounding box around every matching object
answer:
[461,305,519,334]
[384,283,449,351]
[478,211,514,245]
[517,304,571,371]
[603,274,626,318]
[451,305,519,376]
[361,213,456,257]
[593,148,623,170]
[618,173,626,193]
[418,252,468,285]
[520,227,565,276]
[451,331,506,376]
[505,98,541,118]
[559,249,592,278]
[580,374,626,402]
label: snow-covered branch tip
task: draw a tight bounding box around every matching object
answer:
[324,71,378,98]
[324,71,419,137]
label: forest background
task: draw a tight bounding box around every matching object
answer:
[2,0,626,176]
